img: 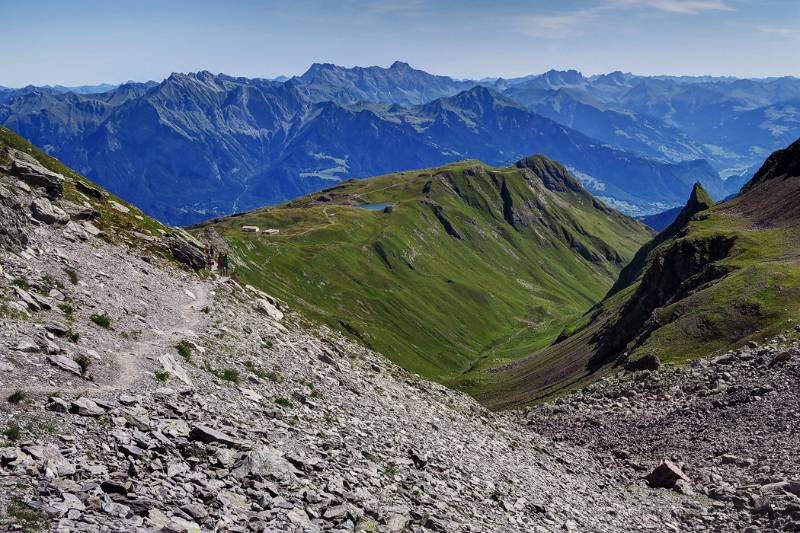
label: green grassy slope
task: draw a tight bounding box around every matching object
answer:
[489,139,800,409]
[192,156,651,391]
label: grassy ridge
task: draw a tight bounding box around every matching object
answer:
[194,157,651,392]
[488,146,800,409]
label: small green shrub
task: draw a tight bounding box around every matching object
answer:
[200,306,210,314]
[0,303,25,319]
[176,341,192,362]
[67,331,80,344]
[3,421,22,441]
[7,390,26,404]
[11,278,29,290]
[90,313,111,329]
[5,498,48,533]
[274,396,293,408]
[154,370,170,383]
[244,361,282,382]
[63,268,79,285]
[220,368,240,384]
[58,303,74,320]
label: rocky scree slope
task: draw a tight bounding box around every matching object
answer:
[190,155,651,396]
[0,129,730,531]
[524,334,800,531]
[486,138,800,408]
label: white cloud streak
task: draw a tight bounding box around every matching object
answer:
[515,0,733,39]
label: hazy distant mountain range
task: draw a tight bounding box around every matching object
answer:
[2,62,799,224]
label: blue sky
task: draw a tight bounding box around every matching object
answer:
[1,0,799,86]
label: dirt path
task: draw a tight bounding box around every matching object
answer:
[0,281,210,398]
[112,280,210,391]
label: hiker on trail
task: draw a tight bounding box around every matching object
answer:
[221,253,230,276]
[204,243,213,270]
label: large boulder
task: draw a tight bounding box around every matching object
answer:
[645,460,691,489]
[231,445,299,483]
[624,353,661,372]
[0,184,28,250]
[30,197,69,225]
[165,232,207,271]
[9,149,64,198]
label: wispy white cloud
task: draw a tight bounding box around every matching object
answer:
[756,24,800,36]
[362,0,428,16]
[514,0,733,39]
[514,10,596,39]
[604,0,732,14]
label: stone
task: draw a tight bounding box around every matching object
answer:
[101,479,131,495]
[30,197,68,224]
[188,425,245,448]
[385,513,410,532]
[101,499,131,518]
[14,287,41,311]
[181,503,208,520]
[770,351,792,366]
[69,397,106,417]
[165,232,206,271]
[44,321,69,337]
[109,200,130,213]
[256,298,284,321]
[74,180,104,199]
[624,354,660,372]
[63,220,89,241]
[159,353,193,386]
[47,354,82,376]
[9,151,65,198]
[645,460,691,489]
[231,445,299,483]
[323,504,349,519]
[15,338,40,352]
[46,396,71,413]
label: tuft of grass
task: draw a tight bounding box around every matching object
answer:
[219,368,240,384]
[3,421,22,441]
[67,331,80,344]
[4,498,49,533]
[154,370,170,383]
[63,268,79,285]
[274,396,293,408]
[11,278,29,290]
[73,354,91,378]
[0,303,26,319]
[58,303,74,320]
[244,361,282,382]
[7,390,26,404]
[90,313,111,329]
[200,305,210,314]
[176,341,192,362]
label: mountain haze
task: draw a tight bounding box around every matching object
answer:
[1,64,764,225]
